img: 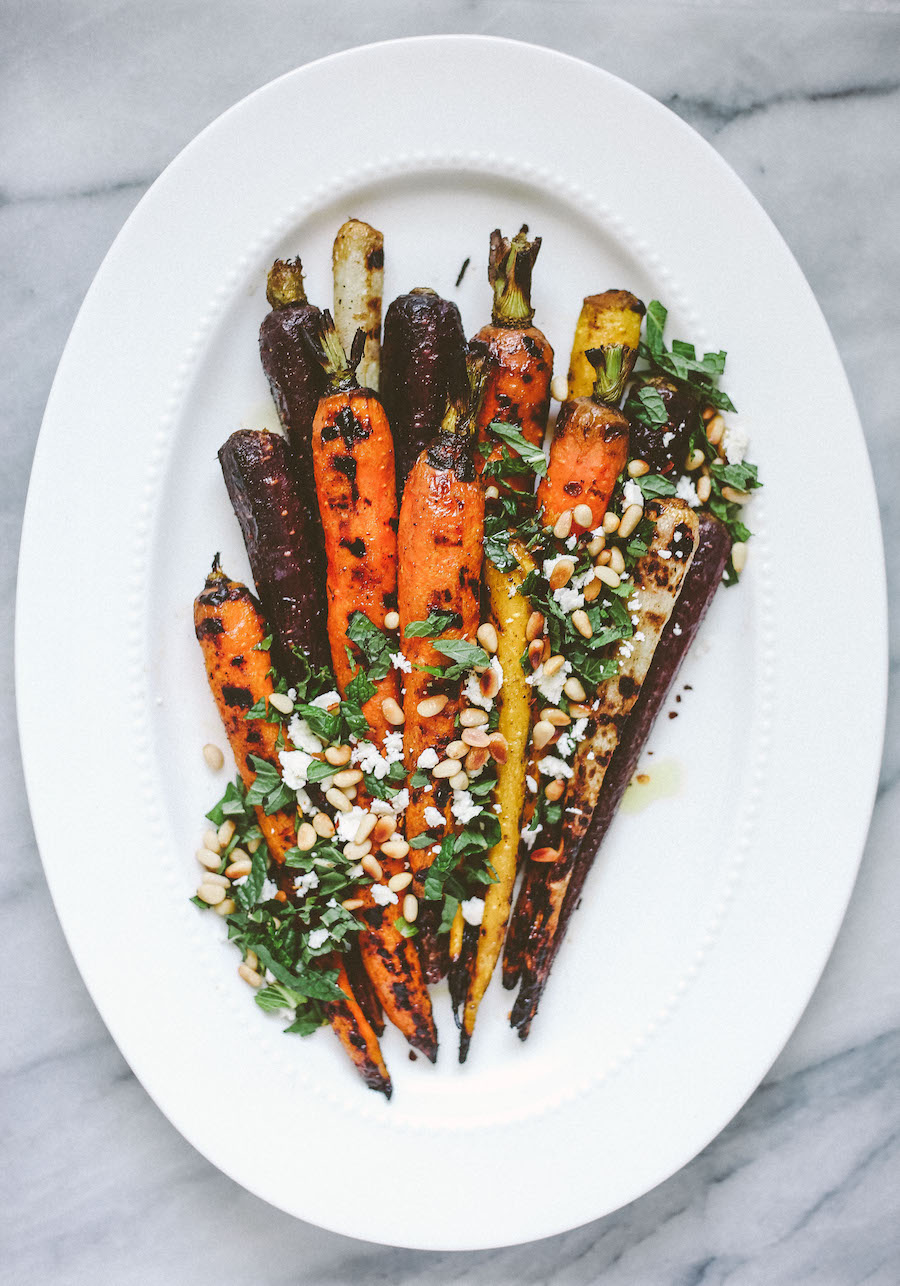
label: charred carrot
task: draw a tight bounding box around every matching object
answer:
[333,219,384,392]
[567,290,644,400]
[258,258,326,482]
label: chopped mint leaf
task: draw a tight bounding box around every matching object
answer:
[346,611,394,682]
[405,609,461,638]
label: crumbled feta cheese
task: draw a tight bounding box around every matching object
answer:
[451,790,481,825]
[554,584,584,613]
[417,747,439,770]
[464,656,503,710]
[307,927,329,949]
[623,479,644,509]
[279,748,313,789]
[352,740,390,779]
[556,731,576,758]
[287,715,324,755]
[539,754,575,779]
[424,805,445,828]
[723,422,748,464]
[571,565,596,592]
[658,549,672,559]
[260,878,280,901]
[310,690,340,710]
[287,688,297,701]
[294,787,318,816]
[461,897,485,926]
[348,863,365,879]
[526,775,538,793]
[565,535,577,551]
[672,624,683,636]
[389,788,409,814]
[675,475,700,508]
[527,659,572,705]
[371,883,398,907]
[565,806,583,815]
[571,718,588,743]
[336,805,368,843]
[633,631,645,642]
[390,651,412,674]
[542,554,570,580]
[293,870,320,897]
[520,823,542,851]
[383,731,404,764]
[628,594,641,609]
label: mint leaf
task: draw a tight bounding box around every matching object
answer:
[433,638,490,672]
[405,609,461,638]
[346,611,394,682]
[635,473,677,500]
[486,420,547,476]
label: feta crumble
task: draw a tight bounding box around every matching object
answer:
[539,754,575,780]
[279,748,313,789]
[310,690,340,710]
[525,775,538,793]
[260,878,280,901]
[417,747,439,770]
[336,805,369,843]
[527,658,572,705]
[675,475,700,508]
[383,731,404,764]
[293,870,320,897]
[520,822,542,851]
[286,715,324,755]
[464,656,503,709]
[623,478,644,509]
[307,927,329,949]
[424,805,445,828]
[390,651,412,674]
[460,897,485,926]
[352,740,390,779]
[451,790,481,825]
[371,883,398,907]
[722,422,748,464]
[554,584,585,614]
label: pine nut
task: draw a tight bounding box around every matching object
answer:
[389,871,413,892]
[583,578,603,602]
[342,786,358,801]
[685,448,705,472]
[479,667,501,700]
[541,707,571,727]
[201,829,221,854]
[196,847,221,871]
[461,726,490,748]
[572,609,593,639]
[380,839,410,861]
[433,758,462,778]
[296,822,317,851]
[333,768,363,788]
[326,787,352,812]
[354,813,378,845]
[602,512,620,534]
[476,623,499,654]
[543,654,565,677]
[544,778,566,801]
[550,372,569,401]
[586,533,605,557]
[361,855,383,880]
[465,746,490,773]
[488,733,509,764]
[372,816,396,844]
[702,404,717,423]
[403,894,419,922]
[460,707,489,727]
[268,691,294,715]
[573,503,594,529]
[344,840,372,861]
[313,812,335,837]
[526,611,545,642]
[706,414,725,445]
[238,963,263,987]
[247,838,261,854]
[528,639,545,669]
[485,485,500,501]
[553,509,573,540]
[549,558,575,590]
[731,542,748,573]
[203,872,231,887]
[568,703,593,718]
[597,549,612,565]
[202,743,225,771]
[444,739,466,760]
[214,898,236,917]
[417,694,448,718]
[325,744,352,766]
[197,882,226,906]
[530,846,561,864]
[697,474,712,503]
[564,676,587,701]
[225,857,253,879]
[627,459,650,477]
[533,720,556,750]
[721,485,750,504]
[449,771,469,790]
[618,504,644,539]
[217,820,235,848]
[595,565,621,589]
[609,546,626,575]
[341,898,364,911]
[244,949,259,970]
[230,847,249,863]
[384,610,400,630]
[382,696,405,725]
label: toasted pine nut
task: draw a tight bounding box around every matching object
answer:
[296,822,317,851]
[627,459,650,477]
[446,739,468,760]
[702,404,717,423]
[544,777,566,801]
[460,706,489,727]
[360,855,383,880]
[225,857,253,879]
[549,558,575,590]
[618,504,644,540]
[595,565,621,589]
[197,882,226,906]
[202,743,225,771]
[217,819,235,848]
[488,733,509,764]
[333,768,363,788]
[530,847,561,864]
[238,963,262,987]
[550,372,569,402]
[465,746,490,773]
[602,512,620,534]
[461,726,490,748]
[417,694,448,718]
[476,623,499,654]
[268,691,294,715]
[543,654,565,677]
[609,546,626,575]
[403,894,419,922]
[731,542,748,573]
[372,816,396,844]
[246,838,261,854]
[532,720,556,750]
[380,839,410,861]
[326,787,352,812]
[541,707,571,727]
[479,666,501,700]
[564,676,587,702]
[553,509,573,540]
[313,812,335,838]
[583,578,603,602]
[568,702,593,718]
[201,828,221,854]
[433,758,463,779]
[353,813,378,845]
[721,485,750,504]
[572,609,593,639]
[706,414,725,445]
[485,485,500,501]
[341,898,365,911]
[384,610,400,630]
[344,840,372,861]
[324,744,352,766]
[449,771,469,790]
[685,447,705,472]
[528,639,545,670]
[586,533,605,557]
[697,474,712,503]
[388,871,413,892]
[214,897,236,917]
[526,611,545,642]
[243,949,258,970]
[196,847,221,871]
[382,696,405,725]
[203,872,231,887]
[573,503,594,529]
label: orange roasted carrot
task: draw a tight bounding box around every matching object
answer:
[471,226,553,483]
[193,558,392,1097]
[397,400,485,980]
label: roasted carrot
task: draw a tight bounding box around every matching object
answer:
[193,558,392,1096]
[471,226,553,482]
[333,219,384,392]
[258,258,326,482]
[567,290,644,400]
[397,399,485,980]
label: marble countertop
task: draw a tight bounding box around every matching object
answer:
[3,2,899,1282]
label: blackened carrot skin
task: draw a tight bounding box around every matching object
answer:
[259,289,326,483]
